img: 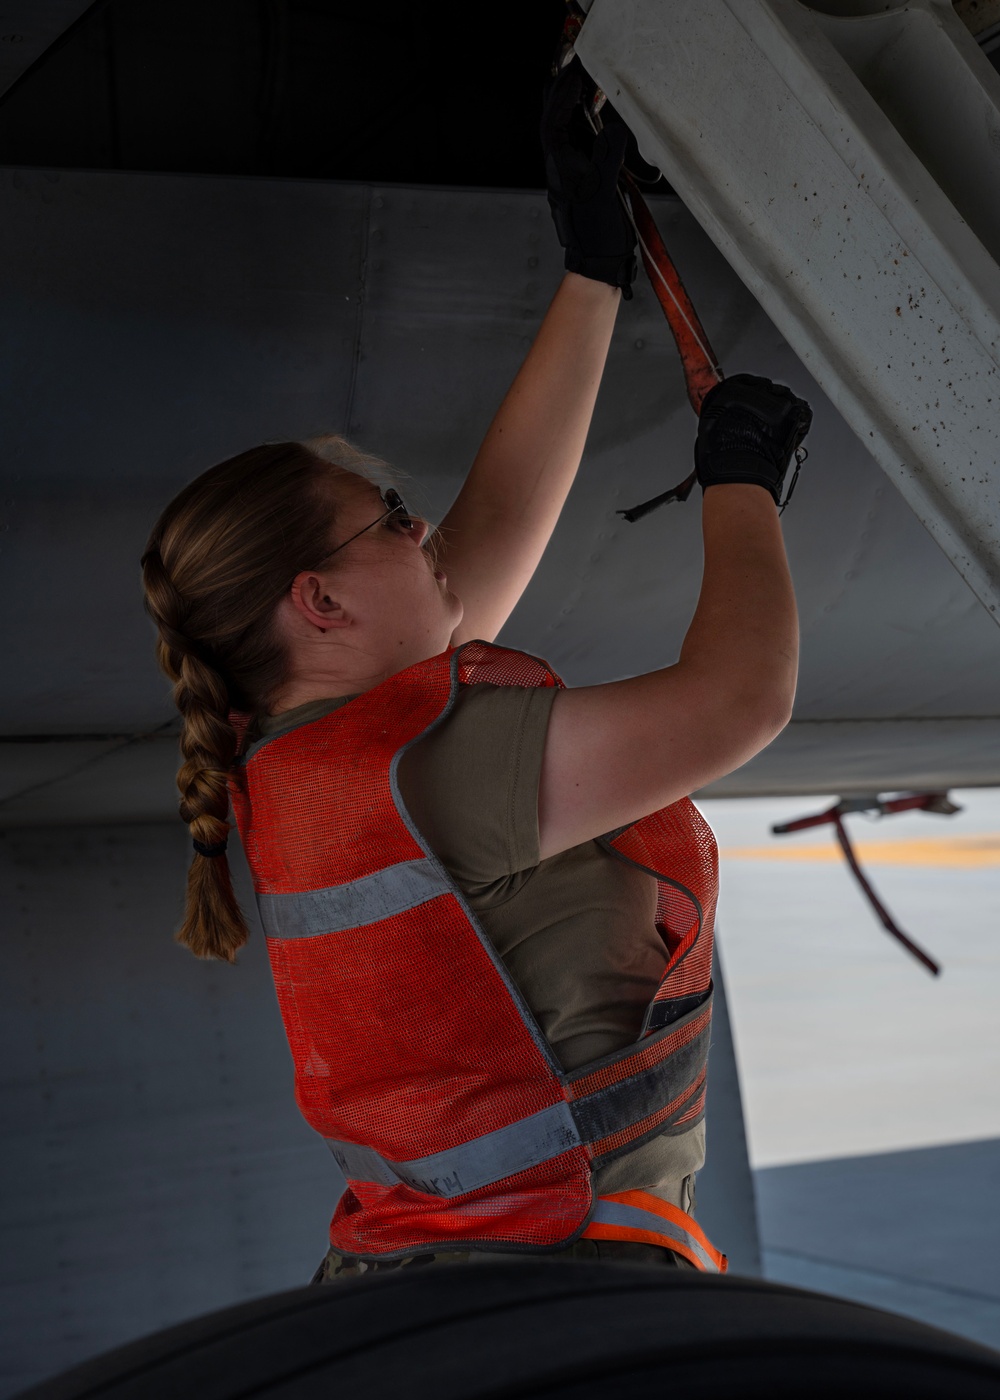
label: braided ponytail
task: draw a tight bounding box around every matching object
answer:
[141,545,244,959]
[141,437,396,962]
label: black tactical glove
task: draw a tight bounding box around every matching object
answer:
[540,57,637,298]
[695,374,813,506]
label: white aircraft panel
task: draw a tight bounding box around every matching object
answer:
[576,0,1000,621]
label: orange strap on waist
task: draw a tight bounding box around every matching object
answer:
[583,1190,728,1273]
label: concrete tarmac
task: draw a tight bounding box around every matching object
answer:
[700,786,1000,1349]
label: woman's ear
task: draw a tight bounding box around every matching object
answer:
[288,572,351,632]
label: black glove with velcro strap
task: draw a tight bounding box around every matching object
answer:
[695,374,813,506]
[540,57,637,298]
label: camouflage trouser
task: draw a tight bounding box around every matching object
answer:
[312,1237,696,1283]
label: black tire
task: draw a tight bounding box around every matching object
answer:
[16,1263,1000,1400]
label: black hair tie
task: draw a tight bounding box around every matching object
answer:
[193,838,229,858]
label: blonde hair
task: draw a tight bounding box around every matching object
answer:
[141,435,404,963]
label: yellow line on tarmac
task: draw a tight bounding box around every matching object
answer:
[720,836,1000,868]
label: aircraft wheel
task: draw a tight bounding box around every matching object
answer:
[18,1263,1000,1399]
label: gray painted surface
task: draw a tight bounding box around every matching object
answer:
[2,170,998,825]
[5,717,1000,830]
[693,942,761,1276]
[0,821,756,1397]
[0,823,341,1398]
[758,1137,1000,1312]
[758,1139,1000,1351]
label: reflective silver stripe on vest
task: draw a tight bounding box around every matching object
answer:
[328,1100,581,1199]
[257,858,453,938]
[590,1199,719,1272]
[326,1012,710,1201]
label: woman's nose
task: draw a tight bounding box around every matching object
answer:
[412,518,430,547]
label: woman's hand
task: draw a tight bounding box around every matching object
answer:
[695,374,814,505]
[540,57,637,298]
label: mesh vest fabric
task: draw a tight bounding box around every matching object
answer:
[227,641,719,1260]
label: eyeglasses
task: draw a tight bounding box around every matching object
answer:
[321,488,414,561]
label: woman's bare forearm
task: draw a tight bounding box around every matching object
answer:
[459,272,620,526]
[679,483,799,725]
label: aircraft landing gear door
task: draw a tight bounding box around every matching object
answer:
[575,0,1000,624]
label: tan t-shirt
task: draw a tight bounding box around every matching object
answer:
[251,680,705,1210]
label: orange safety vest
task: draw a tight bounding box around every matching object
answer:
[228,640,726,1273]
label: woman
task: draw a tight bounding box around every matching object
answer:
[140,72,810,1281]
